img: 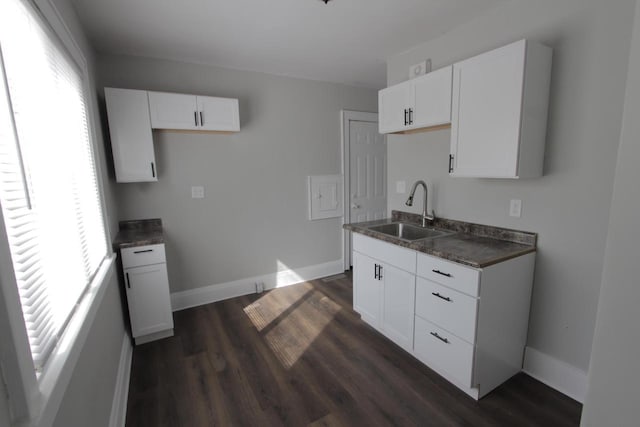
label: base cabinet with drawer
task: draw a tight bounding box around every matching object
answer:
[352,233,535,399]
[121,243,174,345]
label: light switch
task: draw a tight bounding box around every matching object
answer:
[509,199,522,218]
[396,180,406,193]
[191,186,205,199]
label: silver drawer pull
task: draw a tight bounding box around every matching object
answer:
[133,249,153,254]
[432,269,452,278]
[430,331,449,344]
[431,292,452,302]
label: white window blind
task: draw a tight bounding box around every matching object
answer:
[0,0,107,372]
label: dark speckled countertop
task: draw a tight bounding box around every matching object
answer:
[343,211,536,268]
[113,219,164,249]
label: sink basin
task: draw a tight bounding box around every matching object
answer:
[368,223,451,241]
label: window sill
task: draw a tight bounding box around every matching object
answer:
[23,254,117,427]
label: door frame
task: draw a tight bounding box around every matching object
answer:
[340,110,381,271]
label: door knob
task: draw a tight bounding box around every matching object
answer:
[351,203,360,209]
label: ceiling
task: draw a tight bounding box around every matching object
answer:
[70,0,507,89]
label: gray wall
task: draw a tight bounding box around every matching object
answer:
[385,0,636,374]
[97,56,377,292]
[0,388,9,427]
[581,0,640,425]
[52,273,125,427]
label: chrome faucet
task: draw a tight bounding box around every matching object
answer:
[406,180,435,227]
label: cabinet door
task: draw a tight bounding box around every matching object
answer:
[104,88,157,183]
[412,66,452,129]
[125,263,174,338]
[381,263,416,351]
[378,81,412,134]
[353,251,382,327]
[197,96,240,132]
[450,41,525,178]
[148,91,198,130]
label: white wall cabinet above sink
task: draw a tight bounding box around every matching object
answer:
[449,39,552,178]
[379,65,453,134]
[148,91,240,132]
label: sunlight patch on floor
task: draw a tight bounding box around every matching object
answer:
[243,284,312,332]
[243,280,342,369]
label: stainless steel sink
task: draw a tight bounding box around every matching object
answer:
[368,223,452,241]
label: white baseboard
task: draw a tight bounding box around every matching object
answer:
[523,346,588,403]
[171,259,344,312]
[109,333,133,427]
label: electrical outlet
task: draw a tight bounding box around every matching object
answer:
[509,199,522,218]
[191,186,205,199]
[396,180,406,193]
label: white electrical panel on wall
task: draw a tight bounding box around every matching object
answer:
[308,175,343,220]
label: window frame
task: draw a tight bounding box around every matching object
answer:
[0,0,115,425]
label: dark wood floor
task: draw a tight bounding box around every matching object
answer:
[125,272,582,427]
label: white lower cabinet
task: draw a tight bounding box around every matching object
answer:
[353,251,382,327]
[414,316,475,387]
[122,244,174,344]
[353,234,416,352]
[353,251,416,351]
[380,264,415,351]
[352,233,535,399]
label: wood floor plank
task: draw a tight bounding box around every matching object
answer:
[126,272,582,427]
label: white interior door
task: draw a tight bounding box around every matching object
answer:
[348,119,387,267]
[342,111,386,270]
[350,120,387,223]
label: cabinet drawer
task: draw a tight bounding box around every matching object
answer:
[121,244,166,269]
[417,252,479,296]
[353,234,416,273]
[415,277,478,344]
[414,316,475,387]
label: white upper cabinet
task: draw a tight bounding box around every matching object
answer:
[378,65,453,134]
[379,80,413,134]
[104,88,157,183]
[197,96,240,131]
[450,39,552,178]
[412,66,453,129]
[148,91,240,132]
[148,92,199,130]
